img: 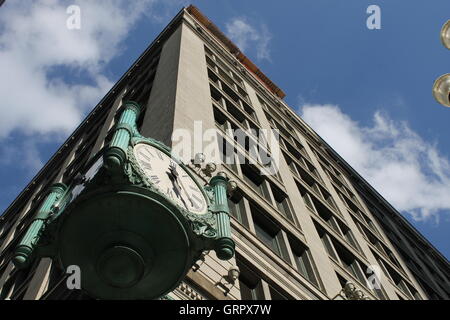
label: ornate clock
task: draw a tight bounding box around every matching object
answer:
[12,101,235,300]
[132,142,208,215]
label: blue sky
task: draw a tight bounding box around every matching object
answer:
[0,0,449,259]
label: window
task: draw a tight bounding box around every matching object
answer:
[218,68,235,88]
[62,137,96,185]
[0,269,29,300]
[283,152,298,175]
[281,137,303,160]
[271,184,294,221]
[316,223,367,284]
[210,85,223,105]
[268,285,289,300]
[387,251,402,270]
[297,183,315,211]
[314,201,340,233]
[328,169,344,188]
[317,226,339,261]
[231,71,243,86]
[363,215,379,234]
[254,220,281,256]
[356,217,393,259]
[221,82,240,104]
[219,139,239,174]
[241,164,269,198]
[214,55,232,75]
[340,256,365,283]
[237,86,249,101]
[345,188,360,205]
[297,165,321,195]
[257,95,268,110]
[397,280,413,298]
[205,55,215,68]
[237,260,265,300]
[338,222,359,250]
[228,191,247,227]
[304,160,321,180]
[383,262,414,299]
[290,238,319,287]
[213,106,227,131]
[226,100,246,125]
[336,273,350,290]
[251,204,288,260]
[239,275,262,300]
[206,51,254,124]
[242,103,256,121]
[204,45,213,56]
[207,68,219,85]
[320,188,337,209]
[334,243,366,284]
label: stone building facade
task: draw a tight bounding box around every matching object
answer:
[0,5,448,300]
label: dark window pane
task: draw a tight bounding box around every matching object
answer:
[269,286,289,300]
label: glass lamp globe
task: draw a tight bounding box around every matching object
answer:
[440,20,450,50]
[432,74,450,107]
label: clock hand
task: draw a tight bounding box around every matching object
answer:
[167,170,189,210]
[166,171,181,196]
[168,164,195,208]
[169,161,179,178]
[178,177,195,208]
[173,172,197,209]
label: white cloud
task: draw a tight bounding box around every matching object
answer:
[300,104,450,222]
[225,17,272,61]
[0,0,166,139]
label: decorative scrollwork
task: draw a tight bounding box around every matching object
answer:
[125,147,149,187]
[203,186,215,203]
[125,137,224,244]
[188,218,217,239]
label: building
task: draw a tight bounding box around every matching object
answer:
[0,5,448,300]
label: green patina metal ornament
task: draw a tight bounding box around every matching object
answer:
[12,101,235,300]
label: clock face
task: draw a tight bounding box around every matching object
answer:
[133,143,208,215]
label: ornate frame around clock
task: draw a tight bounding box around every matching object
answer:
[12,101,235,300]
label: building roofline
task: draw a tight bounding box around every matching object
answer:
[2,2,447,271]
[185,2,449,267]
[186,5,286,99]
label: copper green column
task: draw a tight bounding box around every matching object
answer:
[13,183,67,269]
[104,101,141,171]
[210,172,235,260]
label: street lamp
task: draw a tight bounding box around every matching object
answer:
[432,74,450,107]
[440,20,450,50]
[432,20,450,107]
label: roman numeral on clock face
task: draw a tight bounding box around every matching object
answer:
[140,160,152,172]
[190,193,203,210]
[138,150,154,162]
[149,175,160,184]
[166,188,174,199]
